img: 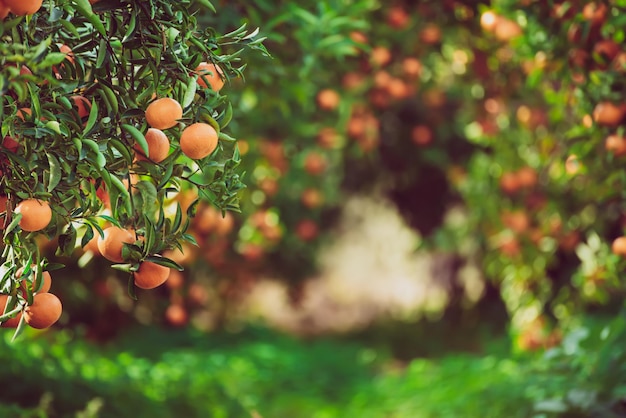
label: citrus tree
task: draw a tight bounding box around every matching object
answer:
[0,0,265,338]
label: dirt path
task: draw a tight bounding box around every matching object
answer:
[241,194,485,335]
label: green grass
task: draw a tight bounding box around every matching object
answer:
[0,321,622,418]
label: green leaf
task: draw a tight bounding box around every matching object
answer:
[80,225,94,248]
[4,213,22,237]
[108,139,133,166]
[122,12,137,43]
[196,0,216,13]
[46,153,62,193]
[73,0,107,37]
[220,102,233,129]
[122,123,149,157]
[145,255,184,271]
[127,274,137,300]
[11,314,27,342]
[182,75,197,109]
[96,38,108,69]
[82,139,106,168]
[83,99,99,134]
[135,181,158,221]
[218,132,236,142]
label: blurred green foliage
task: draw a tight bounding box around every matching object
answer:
[3,316,626,417]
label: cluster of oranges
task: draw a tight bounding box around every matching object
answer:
[0,15,230,331]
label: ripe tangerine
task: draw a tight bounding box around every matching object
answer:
[165,303,188,326]
[15,199,52,232]
[605,135,626,156]
[97,226,135,263]
[612,236,626,256]
[134,261,171,289]
[195,62,225,92]
[145,98,183,130]
[317,89,340,110]
[0,295,21,328]
[18,266,52,295]
[24,292,62,329]
[71,95,91,119]
[4,0,43,16]
[135,128,170,163]
[593,102,624,127]
[180,123,218,160]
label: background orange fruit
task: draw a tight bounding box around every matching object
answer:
[71,95,91,119]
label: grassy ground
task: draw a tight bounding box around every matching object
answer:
[0,323,563,418]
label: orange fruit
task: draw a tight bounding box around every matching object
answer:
[317,89,340,110]
[180,123,218,160]
[15,199,52,232]
[24,292,62,329]
[301,188,323,208]
[4,0,43,15]
[18,266,52,294]
[2,136,19,152]
[387,6,410,29]
[17,108,32,121]
[593,102,624,127]
[605,134,626,156]
[612,236,626,256]
[71,95,91,119]
[134,128,170,163]
[97,226,135,262]
[494,18,522,42]
[304,152,327,175]
[296,219,318,241]
[0,295,21,328]
[317,127,341,149]
[195,62,225,92]
[371,46,392,67]
[501,210,530,234]
[53,44,75,76]
[165,304,188,326]
[58,44,73,57]
[516,167,538,188]
[0,3,9,19]
[134,260,171,289]
[350,31,368,44]
[145,98,183,130]
[402,57,422,78]
[500,172,521,194]
[582,2,607,25]
[411,125,433,146]
[420,23,442,44]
